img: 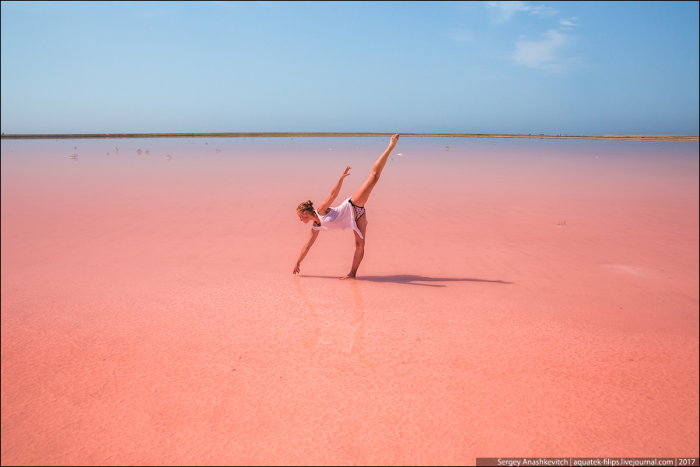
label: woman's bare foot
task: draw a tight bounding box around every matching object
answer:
[339,274,356,280]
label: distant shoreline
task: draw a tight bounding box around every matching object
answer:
[0,132,697,142]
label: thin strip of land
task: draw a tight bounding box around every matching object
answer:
[0,132,697,142]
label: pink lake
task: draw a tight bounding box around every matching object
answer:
[1,136,698,465]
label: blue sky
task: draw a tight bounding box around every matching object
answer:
[1,1,698,135]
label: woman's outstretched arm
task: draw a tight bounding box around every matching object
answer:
[293,229,320,274]
[316,166,351,214]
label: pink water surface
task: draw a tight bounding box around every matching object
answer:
[2,137,698,465]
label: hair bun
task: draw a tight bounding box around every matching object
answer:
[297,200,314,213]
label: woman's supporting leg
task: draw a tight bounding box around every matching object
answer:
[340,213,367,279]
[350,134,398,207]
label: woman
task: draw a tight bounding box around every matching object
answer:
[294,133,400,279]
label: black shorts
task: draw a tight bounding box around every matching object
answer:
[348,198,365,221]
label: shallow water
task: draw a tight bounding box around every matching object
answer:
[2,137,698,464]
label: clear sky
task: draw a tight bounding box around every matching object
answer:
[1,1,698,135]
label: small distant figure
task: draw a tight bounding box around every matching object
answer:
[445,146,450,151]
[115,147,119,154]
[397,153,403,156]
[70,154,78,161]
[215,149,221,153]
[145,149,150,155]
[206,142,208,145]
[166,155,172,161]
[137,148,142,155]
[557,220,567,228]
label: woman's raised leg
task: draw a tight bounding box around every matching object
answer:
[350,134,399,207]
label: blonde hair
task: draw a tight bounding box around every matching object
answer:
[297,200,314,213]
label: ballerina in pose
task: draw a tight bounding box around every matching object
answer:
[294,133,400,280]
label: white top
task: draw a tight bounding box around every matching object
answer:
[311,197,365,239]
